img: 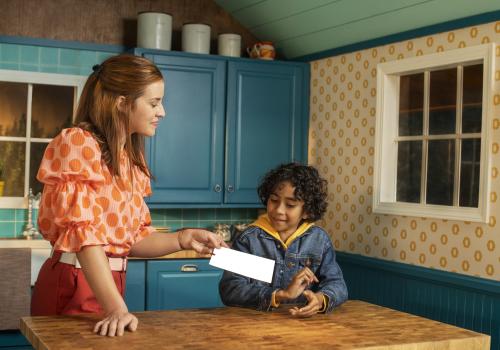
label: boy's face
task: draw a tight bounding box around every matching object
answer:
[267,181,308,238]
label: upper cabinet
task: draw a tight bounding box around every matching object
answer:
[136,49,309,207]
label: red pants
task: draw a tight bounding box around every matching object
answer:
[31,253,126,316]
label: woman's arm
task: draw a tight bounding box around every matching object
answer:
[129,229,226,257]
[76,246,137,337]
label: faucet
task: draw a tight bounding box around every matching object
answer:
[22,188,42,239]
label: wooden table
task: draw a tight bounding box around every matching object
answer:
[20,300,490,350]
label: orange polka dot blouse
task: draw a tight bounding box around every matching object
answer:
[37,128,154,256]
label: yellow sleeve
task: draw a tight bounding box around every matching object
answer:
[317,294,329,313]
[271,290,280,308]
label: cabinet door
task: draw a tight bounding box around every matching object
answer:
[225,61,308,204]
[144,54,226,204]
[147,260,224,310]
[124,260,146,312]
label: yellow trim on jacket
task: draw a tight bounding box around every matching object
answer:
[251,214,314,249]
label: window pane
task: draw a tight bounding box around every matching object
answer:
[460,138,480,207]
[397,141,422,203]
[0,82,28,137]
[429,68,457,135]
[427,140,455,205]
[462,64,483,133]
[30,142,48,196]
[0,141,25,196]
[32,84,75,138]
[399,73,423,136]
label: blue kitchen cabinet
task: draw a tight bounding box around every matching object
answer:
[224,60,308,203]
[141,52,226,205]
[124,260,146,312]
[0,331,33,349]
[146,259,224,310]
[135,49,309,207]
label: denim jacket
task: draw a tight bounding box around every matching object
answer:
[219,223,348,313]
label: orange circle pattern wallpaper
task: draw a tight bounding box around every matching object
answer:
[309,21,500,280]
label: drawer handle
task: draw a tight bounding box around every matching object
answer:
[181,264,199,272]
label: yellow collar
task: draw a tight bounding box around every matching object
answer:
[251,214,314,249]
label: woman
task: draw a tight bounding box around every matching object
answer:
[31,54,226,337]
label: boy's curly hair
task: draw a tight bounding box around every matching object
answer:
[257,163,328,222]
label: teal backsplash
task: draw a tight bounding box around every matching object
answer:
[0,208,260,238]
[0,42,116,75]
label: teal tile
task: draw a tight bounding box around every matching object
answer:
[164,209,182,220]
[247,208,259,220]
[151,219,164,227]
[0,208,15,220]
[39,65,59,73]
[215,208,231,221]
[58,66,80,75]
[20,46,39,64]
[183,220,199,229]
[79,51,98,67]
[1,44,20,62]
[79,67,93,76]
[0,222,16,237]
[0,62,19,70]
[15,221,26,236]
[97,52,115,63]
[182,209,199,220]
[59,48,80,66]
[40,47,59,65]
[230,208,247,220]
[20,64,39,72]
[150,209,165,221]
[15,209,27,221]
[168,222,182,231]
[199,208,216,220]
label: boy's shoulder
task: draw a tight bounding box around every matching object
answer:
[235,225,263,242]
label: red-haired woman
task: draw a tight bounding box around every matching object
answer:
[31,54,226,337]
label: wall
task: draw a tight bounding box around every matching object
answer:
[309,21,499,280]
[0,0,258,54]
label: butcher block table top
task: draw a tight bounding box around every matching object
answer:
[20,300,489,350]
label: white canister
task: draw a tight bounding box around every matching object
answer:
[182,24,211,54]
[218,33,241,57]
[137,12,172,50]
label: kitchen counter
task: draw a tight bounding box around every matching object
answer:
[20,300,489,350]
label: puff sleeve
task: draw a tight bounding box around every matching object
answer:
[37,128,107,252]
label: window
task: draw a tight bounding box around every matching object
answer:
[373,44,494,222]
[0,70,87,208]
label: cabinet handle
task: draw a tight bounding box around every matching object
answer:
[227,185,234,193]
[214,184,222,192]
[181,264,199,272]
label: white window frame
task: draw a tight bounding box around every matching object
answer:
[373,44,495,223]
[0,70,87,208]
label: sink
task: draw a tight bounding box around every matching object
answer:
[0,239,51,285]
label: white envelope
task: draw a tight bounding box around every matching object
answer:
[209,247,275,283]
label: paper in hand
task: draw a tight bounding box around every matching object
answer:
[209,247,275,283]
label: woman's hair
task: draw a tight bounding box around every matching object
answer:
[257,163,328,222]
[74,54,163,177]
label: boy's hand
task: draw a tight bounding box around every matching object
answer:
[288,291,324,318]
[278,267,319,302]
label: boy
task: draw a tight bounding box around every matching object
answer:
[219,163,348,317]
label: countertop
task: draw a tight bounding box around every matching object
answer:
[20,300,490,350]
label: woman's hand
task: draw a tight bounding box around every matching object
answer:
[93,307,138,336]
[288,290,324,318]
[277,267,319,302]
[178,228,228,254]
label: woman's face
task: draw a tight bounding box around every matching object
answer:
[129,80,165,136]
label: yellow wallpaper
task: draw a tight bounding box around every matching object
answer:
[309,21,500,280]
